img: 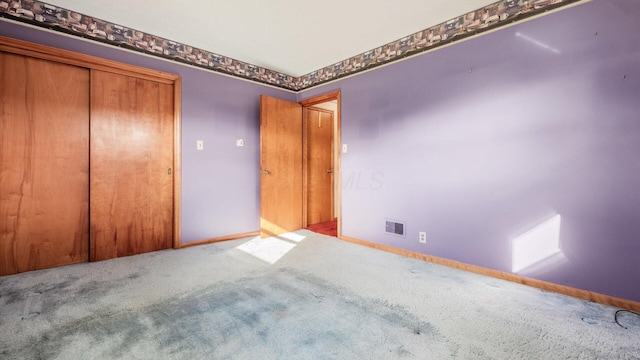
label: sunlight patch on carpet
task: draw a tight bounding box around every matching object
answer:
[236,233,305,264]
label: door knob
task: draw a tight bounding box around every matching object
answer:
[262,169,271,175]
[326,169,333,173]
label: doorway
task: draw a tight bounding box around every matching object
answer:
[301,92,341,237]
[259,91,341,238]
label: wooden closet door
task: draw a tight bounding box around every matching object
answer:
[90,70,174,261]
[305,108,334,225]
[0,52,90,275]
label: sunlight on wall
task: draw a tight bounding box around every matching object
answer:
[512,214,563,273]
[236,233,306,264]
[515,32,561,55]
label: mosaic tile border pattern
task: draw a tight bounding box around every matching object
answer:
[1,0,582,91]
[295,0,583,90]
[0,0,297,89]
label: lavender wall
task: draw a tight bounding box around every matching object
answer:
[301,0,640,302]
[3,0,639,302]
[0,20,296,243]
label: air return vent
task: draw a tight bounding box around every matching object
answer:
[385,220,405,237]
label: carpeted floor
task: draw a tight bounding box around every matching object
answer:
[0,230,638,359]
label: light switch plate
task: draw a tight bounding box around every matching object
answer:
[197,140,204,150]
[342,144,348,153]
[236,139,245,147]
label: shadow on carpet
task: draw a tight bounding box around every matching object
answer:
[5,268,446,359]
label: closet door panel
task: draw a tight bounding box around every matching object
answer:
[305,108,334,225]
[90,70,173,261]
[0,52,90,275]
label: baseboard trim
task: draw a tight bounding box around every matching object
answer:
[180,231,259,248]
[339,235,640,312]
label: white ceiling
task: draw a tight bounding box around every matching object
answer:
[47,0,498,77]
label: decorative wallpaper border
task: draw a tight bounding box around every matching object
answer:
[1,0,583,91]
[294,0,583,90]
[0,0,297,89]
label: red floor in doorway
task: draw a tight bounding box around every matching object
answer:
[307,220,337,237]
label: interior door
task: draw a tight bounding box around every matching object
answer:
[0,52,90,275]
[90,70,174,261]
[260,95,303,238]
[305,107,334,225]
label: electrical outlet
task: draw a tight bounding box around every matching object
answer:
[419,232,427,244]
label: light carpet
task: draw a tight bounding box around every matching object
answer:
[0,230,638,359]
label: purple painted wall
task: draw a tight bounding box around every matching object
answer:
[2,0,639,303]
[301,0,640,302]
[0,20,296,243]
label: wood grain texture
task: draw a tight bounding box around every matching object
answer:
[305,107,334,226]
[340,235,640,312]
[301,90,342,237]
[335,94,342,238]
[299,91,341,107]
[90,70,174,261]
[260,95,303,238]
[0,36,178,84]
[173,78,182,248]
[0,52,89,275]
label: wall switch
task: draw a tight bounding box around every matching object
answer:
[197,140,204,150]
[419,232,427,244]
[236,139,245,147]
[342,144,348,153]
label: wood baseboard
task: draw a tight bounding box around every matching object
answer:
[179,231,259,248]
[339,235,640,312]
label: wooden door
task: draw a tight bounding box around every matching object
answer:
[260,95,303,238]
[305,107,334,225]
[0,52,89,275]
[90,70,174,261]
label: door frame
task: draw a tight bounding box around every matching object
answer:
[0,36,183,250]
[299,91,342,238]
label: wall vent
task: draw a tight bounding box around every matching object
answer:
[385,220,405,237]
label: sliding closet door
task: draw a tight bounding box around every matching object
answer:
[0,52,90,275]
[90,70,174,261]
